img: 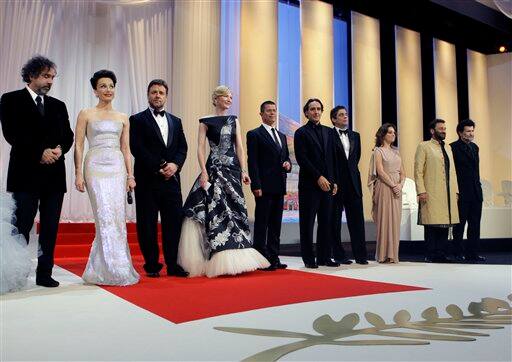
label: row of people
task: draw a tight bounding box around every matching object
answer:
[0,56,484,293]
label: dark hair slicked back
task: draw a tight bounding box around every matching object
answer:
[147,79,169,95]
[90,69,117,90]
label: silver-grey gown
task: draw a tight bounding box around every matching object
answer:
[82,120,139,285]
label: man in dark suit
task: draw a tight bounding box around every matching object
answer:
[329,105,368,264]
[247,100,292,271]
[294,98,338,269]
[129,79,188,277]
[0,56,74,287]
[450,119,485,262]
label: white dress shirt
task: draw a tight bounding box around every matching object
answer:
[150,107,168,146]
[262,123,282,148]
[335,126,350,159]
[26,85,43,105]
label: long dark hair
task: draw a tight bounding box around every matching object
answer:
[375,123,397,148]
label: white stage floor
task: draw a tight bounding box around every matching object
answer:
[1,257,511,361]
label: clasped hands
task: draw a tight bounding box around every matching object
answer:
[159,162,178,180]
[40,146,62,164]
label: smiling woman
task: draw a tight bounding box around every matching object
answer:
[72,69,139,286]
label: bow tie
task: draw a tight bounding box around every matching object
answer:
[153,109,165,117]
[338,129,348,136]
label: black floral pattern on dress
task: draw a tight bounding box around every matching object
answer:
[183,115,252,256]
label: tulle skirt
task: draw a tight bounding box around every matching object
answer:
[177,217,270,278]
[0,193,31,294]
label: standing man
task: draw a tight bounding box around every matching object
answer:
[294,98,338,268]
[0,56,74,287]
[414,119,459,263]
[329,106,368,264]
[247,101,292,271]
[130,79,188,277]
[450,119,485,262]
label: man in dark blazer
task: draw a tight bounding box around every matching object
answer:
[450,119,485,262]
[294,98,338,268]
[247,101,292,271]
[0,56,74,287]
[329,105,368,264]
[129,79,188,277]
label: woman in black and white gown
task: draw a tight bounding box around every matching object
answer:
[178,86,269,277]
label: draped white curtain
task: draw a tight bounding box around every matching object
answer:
[0,0,174,221]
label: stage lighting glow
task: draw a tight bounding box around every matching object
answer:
[499,46,507,53]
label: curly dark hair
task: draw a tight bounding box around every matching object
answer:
[90,69,117,90]
[21,55,56,83]
[374,123,397,148]
[456,118,475,134]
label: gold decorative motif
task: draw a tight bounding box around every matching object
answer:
[214,294,512,362]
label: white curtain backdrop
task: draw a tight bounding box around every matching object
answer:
[0,0,174,221]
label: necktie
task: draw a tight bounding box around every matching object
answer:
[153,109,165,117]
[338,129,348,136]
[36,96,44,116]
[271,128,281,148]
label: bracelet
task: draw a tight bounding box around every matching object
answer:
[241,169,247,174]
[127,175,135,180]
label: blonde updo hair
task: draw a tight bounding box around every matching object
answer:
[212,85,231,106]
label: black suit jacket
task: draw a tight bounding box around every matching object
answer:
[332,128,363,198]
[0,88,74,192]
[247,125,291,195]
[129,108,187,189]
[450,139,483,202]
[294,121,336,190]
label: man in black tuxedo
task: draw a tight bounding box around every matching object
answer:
[129,79,188,277]
[247,101,292,271]
[450,119,485,263]
[294,98,338,268]
[0,56,74,287]
[329,106,368,264]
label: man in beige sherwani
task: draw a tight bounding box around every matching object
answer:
[414,119,459,263]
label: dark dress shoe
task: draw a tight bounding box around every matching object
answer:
[453,254,466,263]
[355,260,369,265]
[146,272,160,278]
[304,263,318,269]
[335,258,353,265]
[318,260,340,267]
[36,276,60,288]
[167,265,189,277]
[275,263,288,269]
[465,255,486,262]
[260,265,277,271]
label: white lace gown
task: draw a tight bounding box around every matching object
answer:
[82,120,139,286]
[0,192,31,294]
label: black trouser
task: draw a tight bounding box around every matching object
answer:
[298,187,334,265]
[424,225,449,259]
[331,192,368,262]
[253,193,284,265]
[135,182,183,273]
[13,191,64,277]
[453,199,482,257]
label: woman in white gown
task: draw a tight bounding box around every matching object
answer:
[0,191,31,294]
[74,70,139,286]
[177,86,270,277]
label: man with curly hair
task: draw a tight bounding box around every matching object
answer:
[0,55,74,287]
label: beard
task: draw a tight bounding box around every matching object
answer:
[434,130,446,140]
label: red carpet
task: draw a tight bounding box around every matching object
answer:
[57,257,427,324]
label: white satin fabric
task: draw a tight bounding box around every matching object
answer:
[82,120,139,286]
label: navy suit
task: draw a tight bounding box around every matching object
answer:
[0,88,74,277]
[294,121,337,265]
[247,125,291,265]
[450,139,483,258]
[129,108,187,273]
